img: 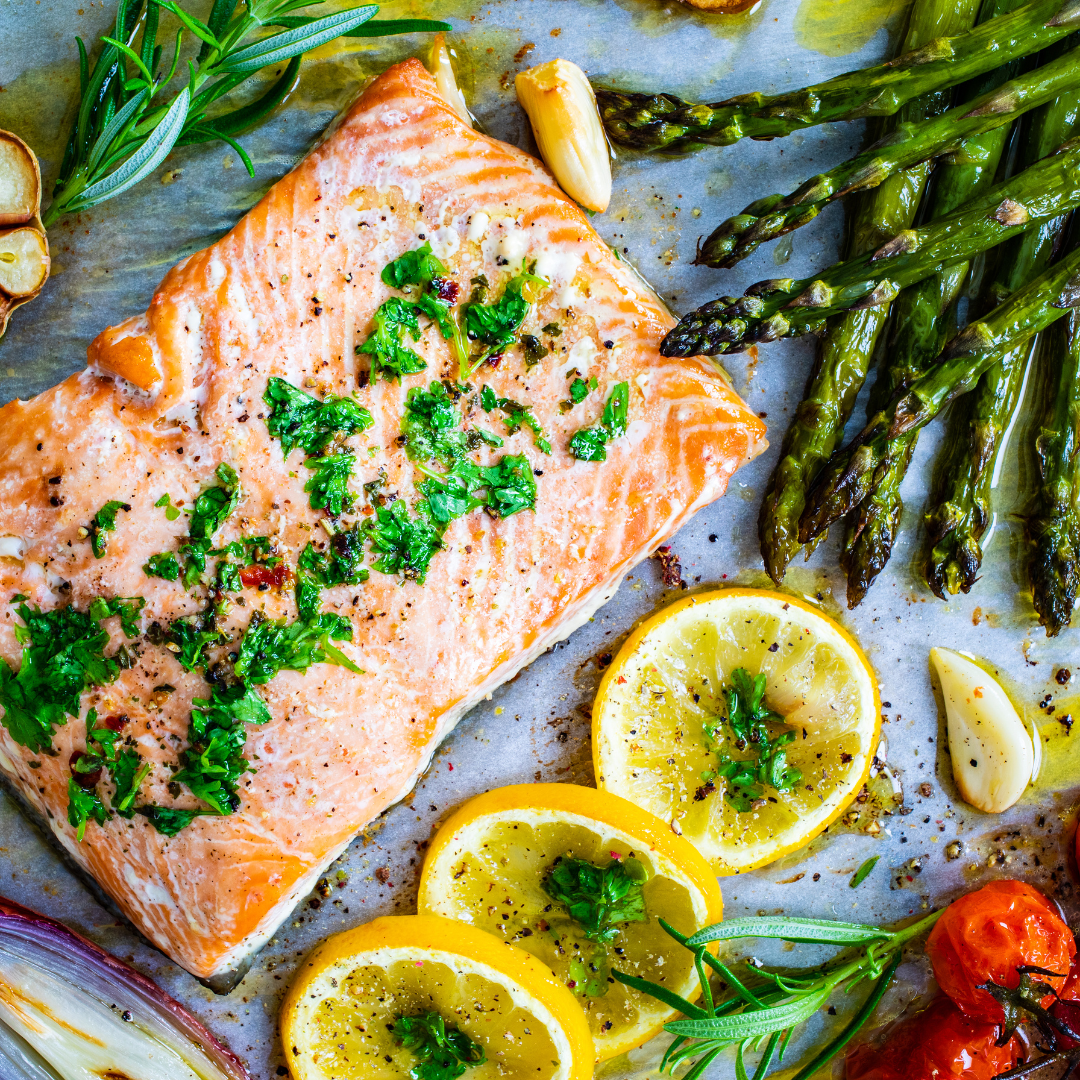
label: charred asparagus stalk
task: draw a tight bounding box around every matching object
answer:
[698,43,1080,269]
[661,137,1080,358]
[596,0,1080,154]
[798,244,1080,543]
[925,88,1080,597]
[841,3,1041,606]
[758,0,984,585]
[1028,308,1080,634]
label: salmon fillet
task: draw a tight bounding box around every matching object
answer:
[0,59,766,987]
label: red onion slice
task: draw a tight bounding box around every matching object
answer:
[0,896,250,1080]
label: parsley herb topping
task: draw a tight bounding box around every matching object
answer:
[568,382,629,462]
[542,856,648,943]
[703,668,803,813]
[304,453,356,516]
[401,381,478,465]
[234,611,361,684]
[392,1012,486,1080]
[0,601,134,753]
[463,268,548,378]
[479,385,552,454]
[296,526,368,621]
[90,500,130,559]
[263,377,373,459]
[143,551,181,581]
[362,501,442,583]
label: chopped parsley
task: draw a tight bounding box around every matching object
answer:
[143,551,181,581]
[67,779,108,841]
[362,501,442,583]
[703,668,803,813]
[138,806,208,836]
[303,454,356,516]
[154,493,182,521]
[479,386,551,454]
[263,377,373,459]
[357,296,426,382]
[520,334,549,368]
[381,241,449,291]
[392,1012,486,1080]
[568,376,595,405]
[543,856,648,943]
[482,455,537,519]
[111,748,152,818]
[296,526,368,621]
[401,382,477,465]
[174,682,271,816]
[234,611,361,684]
[87,596,145,639]
[166,604,228,672]
[568,382,629,462]
[0,601,125,752]
[90,500,129,558]
[189,463,241,541]
[463,269,548,377]
[420,455,537,523]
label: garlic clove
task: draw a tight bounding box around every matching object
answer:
[930,647,1033,814]
[0,226,49,298]
[0,131,40,227]
[516,59,612,213]
[427,33,472,128]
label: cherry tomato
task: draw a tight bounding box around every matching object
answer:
[846,996,1023,1080]
[1050,955,1080,1049]
[239,562,290,590]
[925,880,1075,1024]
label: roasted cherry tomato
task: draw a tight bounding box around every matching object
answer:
[239,562,290,590]
[846,996,1023,1080]
[926,880,1075,1024]
[1050,955,1080,1049]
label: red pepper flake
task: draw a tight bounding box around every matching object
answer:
[432,277,460,303]
[447,762,454,771]
[240,563,291,589]
[616,675,628,684]
[102,714,128,732]
[69,751,101,789]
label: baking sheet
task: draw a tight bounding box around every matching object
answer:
[0,1,1077,1077]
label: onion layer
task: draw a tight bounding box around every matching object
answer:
[0,896,250,1080]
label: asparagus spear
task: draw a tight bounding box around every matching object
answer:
[660,137,1080,358]
[841,5,1039,607]
[797,244,1080,543]
[925,88,1080,597]
[697,44,1080,270]
[758,0,984,585]
[596,0,1079,154]
[1028,308,1080,634]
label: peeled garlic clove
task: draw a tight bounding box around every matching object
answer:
[0,226,49,298]
[931,647,1033,814]
[516,59,612,213]
[0,132,40,227]
[428,33,472,128]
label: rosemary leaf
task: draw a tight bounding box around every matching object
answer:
[685,915,894,947]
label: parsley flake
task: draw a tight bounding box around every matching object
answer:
[90,500,129,558]
[234,611,360,684]
[362,501,442,583]
[303,454,356,516]
[357,296,426,382]
[138,806,209,836]
[263,377,374,459]
[67,778,109,841]
[402,382,476,465]
[568,382,629,462]
[296,525,368,621]
[463,269,548,378]
[543,856,648,943]
[143,551,181,581]
[392,1012,486,1080]
[479,386,552,454]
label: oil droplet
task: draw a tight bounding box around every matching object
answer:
[794,0,912,57]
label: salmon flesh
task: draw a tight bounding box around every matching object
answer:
[0,60,766,988]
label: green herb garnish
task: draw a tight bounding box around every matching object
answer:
[520,333,549,368]
[0,602,123,752]
[45,1,450,227]
[143,551,181,581]
[479,385,552,454]
[166,604,228,672]
[303,453,356,516]
[382,241,448,291]
[392,1012,486,1080]
[362,501,442,583]
[234,611,360,684]
[155,493,182,521]
[543,856,648,943]
[850,856,881,889]
[67,778,109,842]
[90,500,129,558]
[402,382,476,465]
[704,668,803,813]
[189,463,241,540]
[263,377,373,459]
[296,526,368,621]
[111,748,152,818]
[87,596,145,639]
[463,268,548,377]
[569,377,591,405]
[174,682,272,816]
[358,296,426,382]
[138,806,209,837]
[569,382,629,462]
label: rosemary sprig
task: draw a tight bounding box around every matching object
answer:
[613,910,942,1080]
[44,0,450,226]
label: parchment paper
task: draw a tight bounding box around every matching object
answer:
[0,1,1076,1077]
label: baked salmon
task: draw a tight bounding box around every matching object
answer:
[0,59,766,987]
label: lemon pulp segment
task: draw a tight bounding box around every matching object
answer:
[593,590,879,873]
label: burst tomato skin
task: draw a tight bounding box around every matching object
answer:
[846,996,1023,1080]
[1050,956,1080,1049]
[925,880,1075,1024]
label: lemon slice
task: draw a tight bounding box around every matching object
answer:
[592,588,879,875]
[281,914,593,1080]
[416,783,722,1061]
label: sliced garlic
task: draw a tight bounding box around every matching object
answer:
[516,59,612,213]
[930,647,1033,814]
[0,226,49,297]
[0,132,39,227]
[427,33,472,127]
